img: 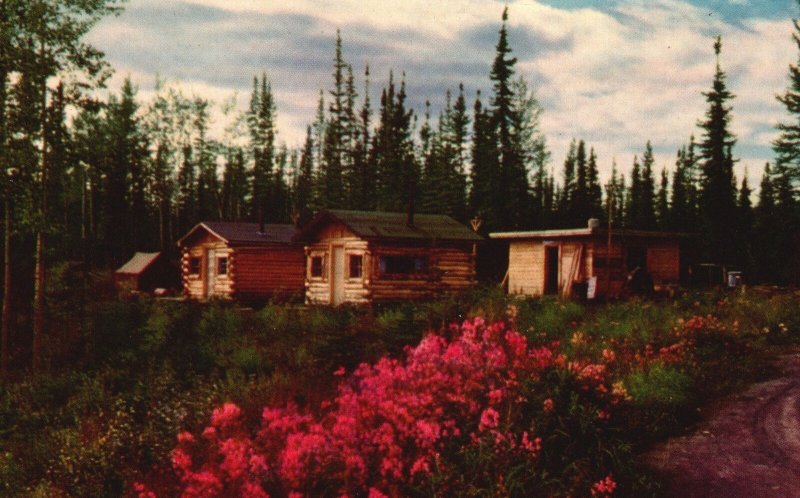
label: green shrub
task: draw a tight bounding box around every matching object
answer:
[626,364,690,406]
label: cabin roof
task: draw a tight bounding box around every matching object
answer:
[177,221,298,247]
[295,210,483,243]
[489,227,686,240]
[116,252,162,275]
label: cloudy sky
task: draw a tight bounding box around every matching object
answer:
[87,0,799,183]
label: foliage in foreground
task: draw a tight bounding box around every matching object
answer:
[2,288,800,497]
[161,318,625,497]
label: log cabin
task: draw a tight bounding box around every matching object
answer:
[490,222,683,299]
[177,222,305,302]
[293,210,483,305]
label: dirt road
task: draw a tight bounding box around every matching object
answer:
[644,350,800,497]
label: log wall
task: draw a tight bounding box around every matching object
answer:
[182,233,232,300]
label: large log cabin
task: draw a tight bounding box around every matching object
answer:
[490,223,683,299]
[294,210,483,305]
[177,222,305,302]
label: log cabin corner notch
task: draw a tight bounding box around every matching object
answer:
[177,221,305,302]
[490,225,684,299]
[293,210,483,305]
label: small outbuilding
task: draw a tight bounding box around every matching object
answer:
[115,252,179,294]
[490,223,683,299]
[177,221,305,302]
[293,210,482,305]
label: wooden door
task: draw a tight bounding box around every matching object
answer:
[544,245,559,295]
[331,246,345,305]
[205,248,215,299]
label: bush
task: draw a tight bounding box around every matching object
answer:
[162,318,628,497]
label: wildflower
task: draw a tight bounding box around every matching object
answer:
[591,474,617,496]
[479,407,500,431]
[133,482,156,498]
[211,403,241,430]
[334,366,346,376]
[177,431,195,444]
[543,398,554,412]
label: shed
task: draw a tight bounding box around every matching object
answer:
[177,221,305,302]
[115,252,179,294]
[490,225,683,299]
[293,210,482,305]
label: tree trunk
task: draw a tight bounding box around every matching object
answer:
[1,197,11,377]
[32,71,47,373]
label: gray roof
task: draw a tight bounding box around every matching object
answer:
[296,210,483,242]
[116,252,161,275]
[178,222,298,247]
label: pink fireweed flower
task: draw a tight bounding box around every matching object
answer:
[591,474,617,496]
[479,407,500,431]
[177,431,195,444]
[132,482,156,498]
[334,366,346,376]
[543,398,554,412]
[211,402,242,430]
[171,447,192,472]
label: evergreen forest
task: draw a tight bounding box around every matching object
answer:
[1,2,800,376]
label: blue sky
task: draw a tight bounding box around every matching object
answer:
[88,0,800,183]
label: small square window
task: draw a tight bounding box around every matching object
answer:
[311,256,324,278]
[349,255,363,278]
[217,257,228,275]
[189,257,200,274]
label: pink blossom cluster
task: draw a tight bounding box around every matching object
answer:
[591,474,617,497]
[161,318,623,497]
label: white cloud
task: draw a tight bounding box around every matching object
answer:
[87,0,798,185]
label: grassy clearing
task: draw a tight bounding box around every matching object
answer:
[0,287,798,496]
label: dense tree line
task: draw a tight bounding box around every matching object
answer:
[2,5,800,374]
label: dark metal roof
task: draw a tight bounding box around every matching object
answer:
[489,227,686,240]
[177,222,299,247]
[116,252,161,275]
[295,210,483,242]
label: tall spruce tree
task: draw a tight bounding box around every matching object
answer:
[755,164,779,281]
[469,91,498,227]
[626,156,642,228]
[697,37,738,264]
[319,31,349,209]
[373,74,417,213]
[774,2,800,193]
[656,168,670,229]
[639,141,658,229]
[489,7,530,229]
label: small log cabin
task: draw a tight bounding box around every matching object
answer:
[294,210,483,305]
[490,224,683,299]
[115,252,179,294]
[177,222,305,301]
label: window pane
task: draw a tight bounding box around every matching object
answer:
[217,257,228,275]
[349,255,363,278]
[189,257,200,274]
[311,256,323,277]
[378,255,427,275]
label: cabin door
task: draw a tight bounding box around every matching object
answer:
[331,246,346,305]
[205,248,216,299]
[544,245,559,295]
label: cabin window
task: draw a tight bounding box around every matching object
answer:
[310,256,324,278]
[217,257,228,275]
[189,257,201,274]
[349,255,363,278]
[378,255,428,276]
